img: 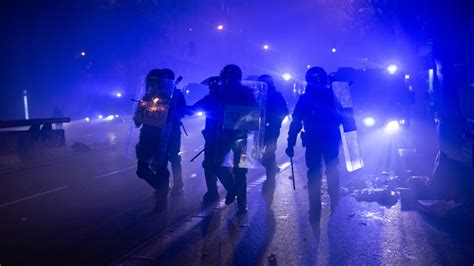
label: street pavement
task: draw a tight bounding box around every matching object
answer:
[0,115,473,265]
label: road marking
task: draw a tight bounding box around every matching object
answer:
[0,186,70,208]
[95,165,136,179]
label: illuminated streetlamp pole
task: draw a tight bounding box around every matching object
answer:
[23,90,29,119]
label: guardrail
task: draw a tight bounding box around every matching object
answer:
[0,117,71,156]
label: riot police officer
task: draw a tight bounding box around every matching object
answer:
[190,76,232,203]
[134,68,184,212]
[258,74,289,184]
[285,67,342,221]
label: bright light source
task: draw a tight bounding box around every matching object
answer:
[185,90,190,94]
[80,51,86,56]
[405,74,410,80]
[115,114,119,118]
[105,115,114,121]
[282,115,290,124]
[331,48,337,53]
[385,120,400,134]
[263,44,269,50]
[116,92,122,98]
[188,28,192,31]
[282,73,292,81]
[84,117,90,122]
[362,117,376,127]
[306,64,311,69]
[98,115,103,119]
[387,64,398,74]
[197,111,204,116]
[217,24,224,30]
[153,98,159,103]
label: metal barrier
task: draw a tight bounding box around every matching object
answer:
[0,118,71,155]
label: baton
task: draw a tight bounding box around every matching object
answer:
[290,156,296,190]
[180,122,188,137]
[190,148,205,162]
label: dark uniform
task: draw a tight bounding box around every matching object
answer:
[258,74,289,181]
[191,76,235,203]
[286,67,342,220]
[192,65,257,213]
[134,69,185,212]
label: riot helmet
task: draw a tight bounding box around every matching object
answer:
[146,69,164,93]
[258,74,275,90]
[305,66,328,90]
[161,68,175,81]
[220,64,242,86]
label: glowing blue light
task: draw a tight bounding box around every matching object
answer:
[84,117,90,122]
[282,73,292,81]
[116,92,122,98]
[404,74,410,80]
[282,115,290,124]
[362,117,376,127]
[387,64,398,74]
[80,51,86,56]
[263,44,269,50]
[217,24,224,30]
[197,111,204,116]
[385,120,400,134]
[306,64,311,69]
[185,90,190,94]
[331,48,337,53]
[98,115,103,119]
[115,114,119,118]
[105,115,114,121]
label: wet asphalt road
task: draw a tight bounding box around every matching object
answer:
[0,116,473,265]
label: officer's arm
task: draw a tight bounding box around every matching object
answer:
[287,97,304,147]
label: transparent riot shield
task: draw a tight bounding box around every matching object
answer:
[125,77,176,166]
[221,80,267,169]
[332,81,364,172]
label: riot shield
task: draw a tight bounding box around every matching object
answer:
[126,77,176,167]
[221,80,267,169]
[332,81,364,172]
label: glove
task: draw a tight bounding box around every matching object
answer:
[285,146,294,158]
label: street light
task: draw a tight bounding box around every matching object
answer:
[387,64,398,74]
[282,73,292,81]
[331,48,337,53]
[217,24,224,30]
[116,92,122,98]
[263,44,269,50]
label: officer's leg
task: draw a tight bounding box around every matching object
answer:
[135,129,157,180]
[262,137,278,180]
[214,138,236,205]
[323,140,340,210]
[202,145,220,202]
[233,167,248,213]
[152,162,170,213]
[168,133,183,192]
[305,144,323,219]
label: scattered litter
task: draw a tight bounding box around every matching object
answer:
[347,178,368,191]
[360,211,384,221]
[353,188,399,207]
